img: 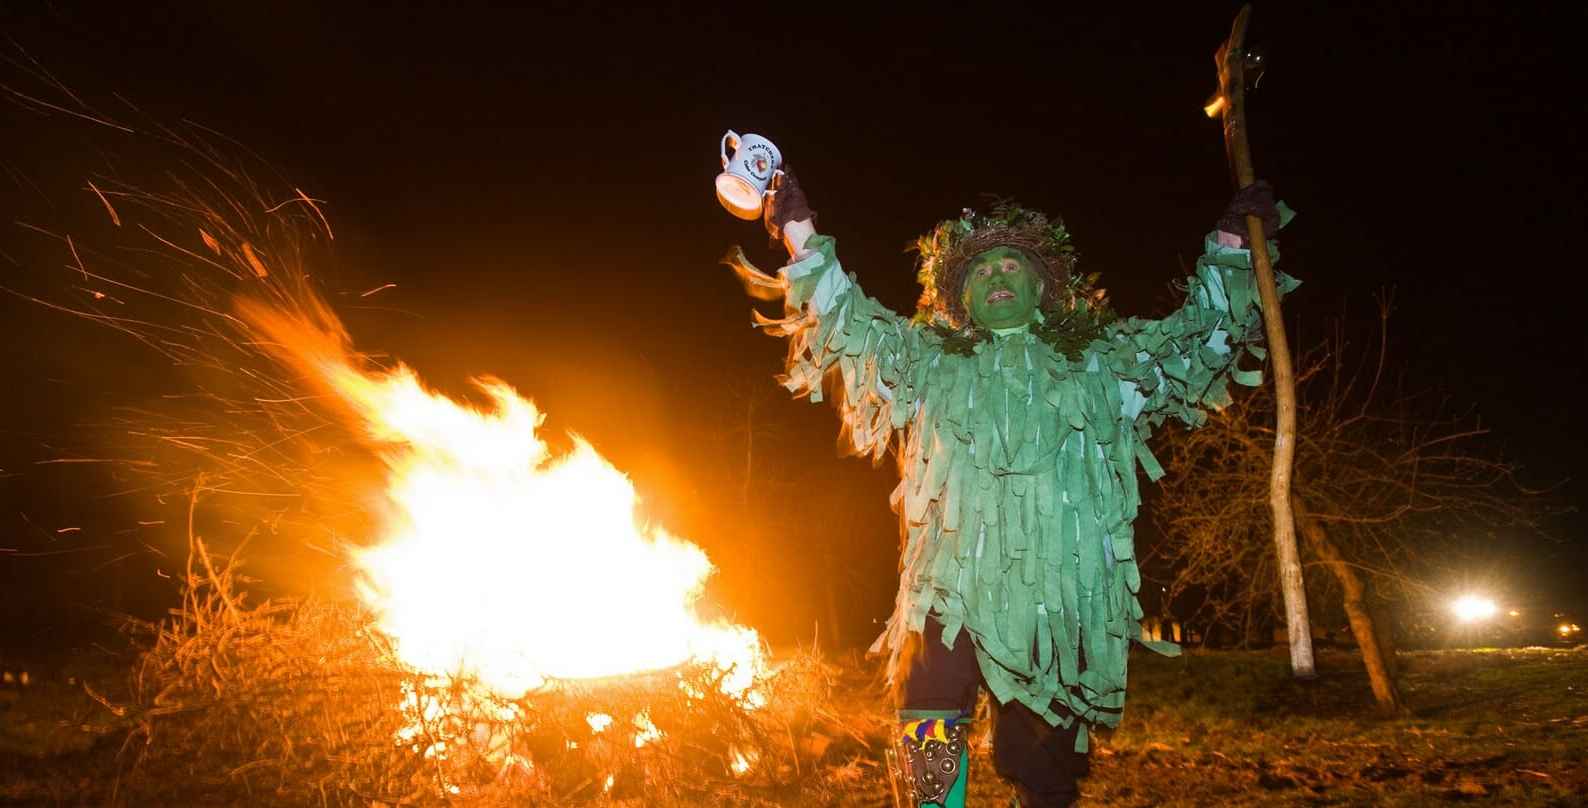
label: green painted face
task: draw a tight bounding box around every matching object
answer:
[963,247,1041,330]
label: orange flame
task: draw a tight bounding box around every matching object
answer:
[238,297,762,701]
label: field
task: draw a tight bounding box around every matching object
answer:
[2,642,1585,806]
[1081,646,1587,806]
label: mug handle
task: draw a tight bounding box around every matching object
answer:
[767,168,786,196]
[720,130,740,170]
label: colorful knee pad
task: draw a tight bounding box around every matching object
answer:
[892,711,970,808]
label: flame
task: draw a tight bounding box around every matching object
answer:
[728,746,758,776]
[239,297,763,701]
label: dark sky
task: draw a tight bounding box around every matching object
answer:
[2,2,1584,648]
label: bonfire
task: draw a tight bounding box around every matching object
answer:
[4,78,888,805]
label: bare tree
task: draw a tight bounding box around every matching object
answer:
[1151,302,1550,711]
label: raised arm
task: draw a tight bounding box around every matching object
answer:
[1107,187,1297,440]
[727,170,933,461]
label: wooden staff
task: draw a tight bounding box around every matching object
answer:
[1210,4,1316,678]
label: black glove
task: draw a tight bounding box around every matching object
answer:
[1216,180,1280,245]
[763,165,814,241]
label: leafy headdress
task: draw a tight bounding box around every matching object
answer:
[911,202,1113,357]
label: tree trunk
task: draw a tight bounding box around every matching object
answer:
[1369,601,1400,680]
[1214,4,1316,679]
[1294,497,1404,712]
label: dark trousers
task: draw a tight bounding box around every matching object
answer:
[900,615,1090,808]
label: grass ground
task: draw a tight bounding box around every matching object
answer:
[2,644,1584,806]
[1080,646,1588,806]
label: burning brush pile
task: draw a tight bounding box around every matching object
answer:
[6,81,889,805]
[129,553,860,805]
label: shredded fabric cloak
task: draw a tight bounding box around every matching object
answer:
[733,227,1296,749]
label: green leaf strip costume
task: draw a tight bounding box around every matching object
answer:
[732,224,1296,749]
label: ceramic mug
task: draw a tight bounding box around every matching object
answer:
[715,130,783,220]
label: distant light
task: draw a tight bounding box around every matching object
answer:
[1561,623,1582,637]
[1451,594,1498,623]
[1508,609,1521,617]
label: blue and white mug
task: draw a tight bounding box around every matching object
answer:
[715,130,783,220]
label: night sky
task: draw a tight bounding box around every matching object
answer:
[2,2,1583,649]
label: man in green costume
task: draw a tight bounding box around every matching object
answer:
[727,169,1290,807]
